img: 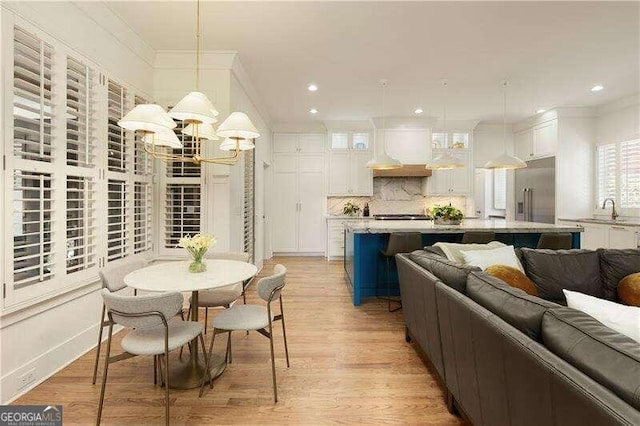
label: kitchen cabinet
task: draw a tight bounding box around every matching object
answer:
[326,217,369,259]
[583,223,609,250]
[329,132,371,151]
[515,119,557,160]
[328,151,373,196]
[425,150,472,195]
[272,133,325,254]
[608,225,638,249]
[557,220,639,249]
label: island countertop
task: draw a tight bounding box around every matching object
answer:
[345,219,583,234]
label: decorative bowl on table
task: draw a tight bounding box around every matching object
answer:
[429,204,464,226]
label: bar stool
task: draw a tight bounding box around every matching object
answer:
[461,231,495,244]
[377,232,423,312]
[537,233,572,249]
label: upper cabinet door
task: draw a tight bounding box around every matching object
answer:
[532,120,557,159]
[515,129,533,160]
[273,134,299,153]
[449,151,472,194]
[328,152,351,195]
[351,151,373,196]
[299,133,325,153]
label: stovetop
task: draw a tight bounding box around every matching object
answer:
[373,214,432,221]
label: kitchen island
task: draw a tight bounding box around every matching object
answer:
[344,219,583,306]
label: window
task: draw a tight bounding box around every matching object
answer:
[597,139,640,209]
[107,80,128,172]
[165,184,201,248]
[134,182,152,253]
[134,95,152,175]
[243,150,255,262]
[66,58,93,167]
[107,179,129,261]
[493,169,507,210]
[66,176,96,273]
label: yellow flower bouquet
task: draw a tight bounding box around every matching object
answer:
[178,233,216,273]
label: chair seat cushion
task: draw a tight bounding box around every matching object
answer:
[213,304,269,331]
[121,318,203,356]
[190,283,242,307]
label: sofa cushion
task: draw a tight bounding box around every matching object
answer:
[542,307,640,411]
[520,248,603,303]
[423,245,446,258]
[619,272,640,307]
[433,241,505,263]
[466,272,559,341]
[485,265,538,296]
[598,248,640,301]
[409,250,480,294]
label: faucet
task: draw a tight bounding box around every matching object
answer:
[602,198,619,221]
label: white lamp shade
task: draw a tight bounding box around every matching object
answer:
[426,151,466,170]
[366,151,402,170]
[216,112,261,139]
[484,151,527,170]
[182,123,219,140]
[168,91,219,124]
[219,137,255,151]
[118,104,176,133]
[142,130,183,149]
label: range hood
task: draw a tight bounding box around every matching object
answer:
[373,165,432,178]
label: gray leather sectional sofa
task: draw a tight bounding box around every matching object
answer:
[396,248,640,426]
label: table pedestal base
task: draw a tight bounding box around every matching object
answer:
[168,353,226,390]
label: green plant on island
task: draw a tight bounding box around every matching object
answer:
[428,204,464,224]
[342,201,361,216]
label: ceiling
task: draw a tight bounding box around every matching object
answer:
[105,1,639,125]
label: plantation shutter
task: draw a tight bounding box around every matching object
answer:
[66,57,93,167]
[243,150,255,262]
[107,80,128,172]
[66,176,97,273]
[620,139,640,208]
[164,184,201,248]
[107,179,129,261]
[134,182,152,253]
[493,169,507,210]
[13,27,54,162]
[134,95,152,175]
[597,143,617,205]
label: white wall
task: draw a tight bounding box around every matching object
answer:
[0,2,154,403]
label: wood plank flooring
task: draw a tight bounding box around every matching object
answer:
[14,257,465,425]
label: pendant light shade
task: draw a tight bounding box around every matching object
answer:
[118,104,176,133]
[484,82,527,170]
[142,129,183,149]
[182,123,220,140]
[168,91,219,124]
[219,137,255,151]
[367,80,402,170]
[216,112,261,139]
[484,151,527,169]
[425,151,465,170]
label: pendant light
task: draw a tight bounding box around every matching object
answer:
[366,80,402,170]
[117,0,259,166]
[484,82,527,170]
[426,81,464,170]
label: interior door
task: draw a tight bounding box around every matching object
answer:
[298,154,325,252]
[271,154,298,252]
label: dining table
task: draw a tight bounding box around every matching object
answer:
[124,259,258,389]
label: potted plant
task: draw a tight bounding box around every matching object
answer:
[342,201,361,216]
[429,204,464,225]
[178,233,216,273]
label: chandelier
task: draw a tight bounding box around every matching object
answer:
[117,0,260,165]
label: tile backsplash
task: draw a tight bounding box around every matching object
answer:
[327,177,468,216]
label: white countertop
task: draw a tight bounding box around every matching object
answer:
[326,215,375,220]
[558,217,640,227]
[345,219,583,234]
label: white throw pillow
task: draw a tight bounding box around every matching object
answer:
[460,245,524,272]
[563,290,640,344]
[434,241,505,263]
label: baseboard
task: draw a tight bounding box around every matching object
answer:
[273,252,325,257]
[1,322,122,404]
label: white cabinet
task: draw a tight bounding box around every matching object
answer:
[608,225,638,249]
[426,150,472,195]
[326,218,368,259]
[515,119,557,160]
[272,133,325,254]
[582,223,609,250]
[328,151,373,196]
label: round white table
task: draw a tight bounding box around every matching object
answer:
[124,259,258,389]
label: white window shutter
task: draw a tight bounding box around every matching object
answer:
[620,139,640,208]
[243,150,255,262]
[134,181,152,253]
[164,184,201,248]
[493,169,507,210]
[107,179,129,261]
[66,176,97,273]
[597,143,617,206]
[107,80,128,172]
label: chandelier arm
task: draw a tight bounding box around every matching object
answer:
[197,148,241,165]
[142,144,192,162]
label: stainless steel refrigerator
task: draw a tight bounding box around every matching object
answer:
[515,157,555,224]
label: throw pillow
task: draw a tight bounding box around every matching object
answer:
[563,289,640,344]
[485,265,538,296]
[618,272,640,307]
[460,245,524,272]
[521,248,604,304]
[433,241,505,263]
[598,249,640,301]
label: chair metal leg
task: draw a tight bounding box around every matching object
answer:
[204,307,208,335]
[199,328,217,397]
[163,353,170,426]
[385,257,402,313]
[153,355,157,385]
[226,332,233,364]
[279,297,290,368]
[92,304,106,385]
[268,321,278,403]
[96,324,113,425]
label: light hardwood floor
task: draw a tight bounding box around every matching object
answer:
[14,257,465,425]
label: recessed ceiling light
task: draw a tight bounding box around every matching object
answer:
[536,109,546,114]
[309,108,318,114]
[591,85,604,92]
[414,108,423,114]
[308,84,318,92]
